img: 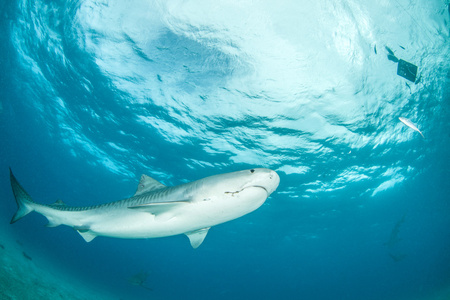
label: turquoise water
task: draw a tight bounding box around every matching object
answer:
[1,1,449,299]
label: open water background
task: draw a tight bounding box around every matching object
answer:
[0,1,449,299]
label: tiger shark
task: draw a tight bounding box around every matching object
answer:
[9,168,280,248]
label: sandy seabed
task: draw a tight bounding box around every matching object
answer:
[0,229,117,300]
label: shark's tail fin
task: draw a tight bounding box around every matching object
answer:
[9,168,35,224]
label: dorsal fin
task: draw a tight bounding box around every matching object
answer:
[53,199,66,206]
[134,174,166,196]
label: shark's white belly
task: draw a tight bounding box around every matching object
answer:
[85,187,268,239]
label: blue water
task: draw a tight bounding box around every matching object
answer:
[1,1,450,299]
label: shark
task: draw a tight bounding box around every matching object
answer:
[9,168,280,248]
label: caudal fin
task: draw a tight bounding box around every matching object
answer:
[9,168,35,224]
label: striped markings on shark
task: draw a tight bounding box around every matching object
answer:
[9,168,280,248]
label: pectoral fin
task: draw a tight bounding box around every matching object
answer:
[185,227,210,249]
[74,226,97,242]
[128,201,188,222]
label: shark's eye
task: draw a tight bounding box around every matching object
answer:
[250,169,255,173]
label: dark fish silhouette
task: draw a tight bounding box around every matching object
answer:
[384,214,406,247]
[389,253,407,262]
[22,252,32,261]
[128,270,152,291]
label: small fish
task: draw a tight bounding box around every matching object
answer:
[389,253,407,262]
[128,271,152,291]
[399,117,424,138]
[23,252,32,260]
[0,244,4,250]
[384,214,405,247]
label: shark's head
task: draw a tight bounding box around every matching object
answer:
[196,168,280,209]
[179,168,280,248]
[193,168,280,223]
[200,168,279,198]
[234,168,280,197]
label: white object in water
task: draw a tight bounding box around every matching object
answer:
[398,117,424,138]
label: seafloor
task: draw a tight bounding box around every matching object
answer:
[0,222,116,300]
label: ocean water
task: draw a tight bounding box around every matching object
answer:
[0,0,449,299]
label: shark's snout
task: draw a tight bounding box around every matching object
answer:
[265,170,280,195]
[244,168,280,196]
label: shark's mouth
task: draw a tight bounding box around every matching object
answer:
[225,185,269,197]
[252,185,269,194]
